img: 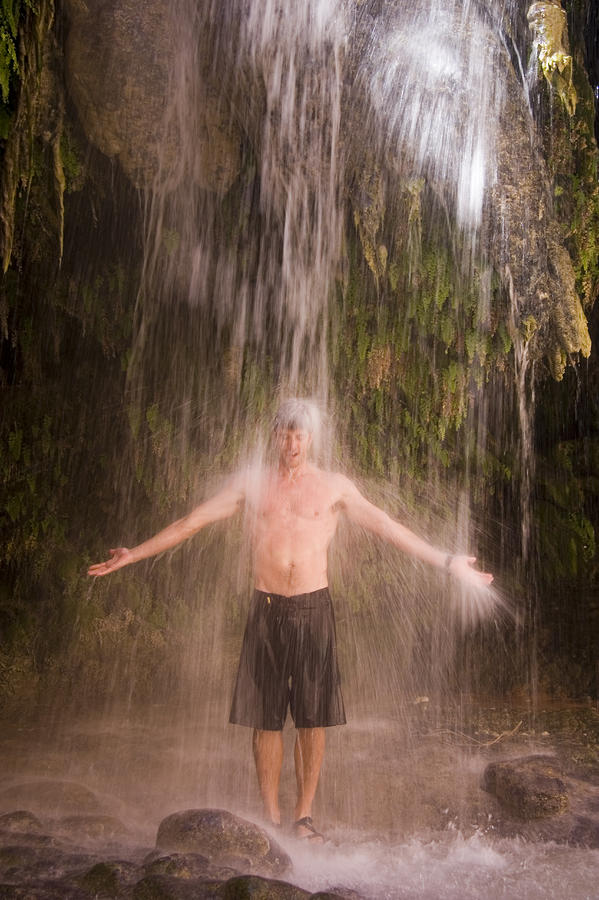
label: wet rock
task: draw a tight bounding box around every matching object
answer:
[568,814,599,848]
[0,812,43,834]
[487,806,599,849]
[0,832,64,851]
[155,810,291,878]
[345,0,591,376]
[77,859,140,895]
[54,815,130,843]
[133,874,313,900]
[0,883,91,899]
[0,782,101,817]
[218,874,309,899]
[143,851,239,882]
[0,843,100,884]
[64,0,241,191]
[130,873,220,899]
[315,883,363,898]
[0,843,41,876]
[482,754,569,818]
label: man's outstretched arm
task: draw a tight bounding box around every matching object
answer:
[87,478,245,577]
[338,475,493,588]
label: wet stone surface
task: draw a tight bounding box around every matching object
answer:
[0,807,350,899]
[0,813,43,835]
[482,755,570,818]
[482,752,599,847]
[156,809,291,878]
[0,782,102,817]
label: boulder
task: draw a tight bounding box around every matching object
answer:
[482,754,569,818]
[155,810,291,878]
[0,883,92,898]
[143,850,238,882]
[76,859,139,895]
[0,812,43,834]
[130,873,221,899]
[64,0,241,191]
[0,782,101,817]
[218,874,310,899]
[0,842,100,886]
[54,815,129,843]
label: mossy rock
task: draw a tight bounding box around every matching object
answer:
[0,811,43,834]
[155,810,290,878]
[143,851,238,882]
[0,782,101,816]
[217,874,310,899]
[131,874,222,899]
[482,754,569,818]
[77,859,139,896]
[54,815,130,843]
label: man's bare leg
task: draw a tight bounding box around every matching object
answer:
[293,727,325,837]
[252,728,284,825]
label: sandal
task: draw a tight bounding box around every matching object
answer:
[292,815,325,842]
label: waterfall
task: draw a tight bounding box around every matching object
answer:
[3,0,593,870]
[135,0,348,416]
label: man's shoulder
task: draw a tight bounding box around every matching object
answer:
[309,468,356,497]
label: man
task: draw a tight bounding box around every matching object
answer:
[88,398,493,841]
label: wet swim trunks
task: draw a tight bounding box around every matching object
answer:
[229,588,346,731]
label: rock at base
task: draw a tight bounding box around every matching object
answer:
[218,874,310,899]
[55,815,130,842]
[482,755,569,818]
[155,810,291,878]
[0,782,101,817]
[0,811,43,834]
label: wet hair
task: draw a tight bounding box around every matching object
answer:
[272,398,320,435]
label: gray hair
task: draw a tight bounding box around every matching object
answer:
[272,398,322,452]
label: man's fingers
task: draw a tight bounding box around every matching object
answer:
[88,559,116,576]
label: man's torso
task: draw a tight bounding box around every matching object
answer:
[249,466,343,596]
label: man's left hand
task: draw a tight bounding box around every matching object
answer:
[448,555,494,588]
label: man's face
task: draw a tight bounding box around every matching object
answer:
[276,427,312,469]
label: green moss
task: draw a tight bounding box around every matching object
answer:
[60,126,85,193]
[334,225,513,490]
[521,315,538,343]
[528,1,577,115]
[0,0,33,105]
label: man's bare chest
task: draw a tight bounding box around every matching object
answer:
[257,477,338,527]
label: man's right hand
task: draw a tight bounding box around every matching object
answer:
[88,547,133,577]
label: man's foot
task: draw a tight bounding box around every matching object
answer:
[292,816,324,843]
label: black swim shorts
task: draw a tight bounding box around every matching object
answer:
[229,588,346,731]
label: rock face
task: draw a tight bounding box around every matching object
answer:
[155,809,292,878]
[64,0,241,191]
[346,0,592,376]
[482,754,569,818]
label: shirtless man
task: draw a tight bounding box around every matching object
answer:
[88,399,493,840]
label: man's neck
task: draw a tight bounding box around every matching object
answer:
[278,462,309,483]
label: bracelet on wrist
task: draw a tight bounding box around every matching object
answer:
[444,554,454,571]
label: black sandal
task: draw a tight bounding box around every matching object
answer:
[293,815,324,842]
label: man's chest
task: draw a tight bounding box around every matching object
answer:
[257,478,337,526]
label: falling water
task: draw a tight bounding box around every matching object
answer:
[135,0,347,411]
[3,0,597,896]
[79,0,522,832]
[95,0,522,809]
